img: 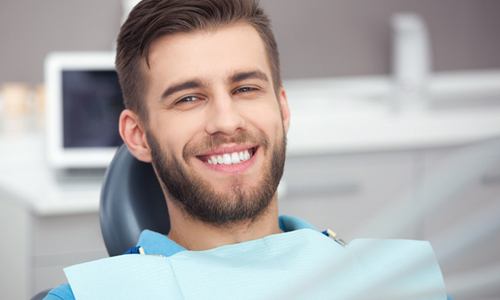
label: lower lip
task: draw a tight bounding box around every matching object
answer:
[199,148,258,174]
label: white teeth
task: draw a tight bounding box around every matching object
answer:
[231,152,240,164]
[223,153,231,165]
[206,149,253,165]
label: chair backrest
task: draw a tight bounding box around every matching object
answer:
[100,144,170,256]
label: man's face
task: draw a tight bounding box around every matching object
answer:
[142,23,289,225]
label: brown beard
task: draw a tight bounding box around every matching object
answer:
[146,128,287,226]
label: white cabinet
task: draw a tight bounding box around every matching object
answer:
[421,144,500,299]
[32,213,107,293]
[280,151,419,241]
[0,196,106,299]
[0,197,31,300]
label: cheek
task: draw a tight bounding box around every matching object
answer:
[149,113,203,158]
[242,101,284,135]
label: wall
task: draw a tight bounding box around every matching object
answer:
[263,0,500,79]
[0,0,122,84]
[1,0,500,84]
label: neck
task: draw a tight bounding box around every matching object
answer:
[167,197,281,251]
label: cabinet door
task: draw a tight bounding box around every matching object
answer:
[0,197,30,300]
[421,144,500,299]
[32,212,108,294]
[279,151,418,241]
[33,251,105,294]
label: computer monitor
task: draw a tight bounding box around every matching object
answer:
[45,52,125,169]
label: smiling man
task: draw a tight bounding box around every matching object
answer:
[44,1,447,299]
[124,21,289,250]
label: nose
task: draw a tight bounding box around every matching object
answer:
[205,92,245,136]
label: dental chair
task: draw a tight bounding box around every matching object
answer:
[99,144,170,256]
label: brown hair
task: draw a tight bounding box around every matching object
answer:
[115,0,281,120]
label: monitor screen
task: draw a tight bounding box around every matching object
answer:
[62,70,124,148]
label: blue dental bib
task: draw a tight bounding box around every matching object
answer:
[65,228,446,300]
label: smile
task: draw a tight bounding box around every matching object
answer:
[197,146,258,172]
[206,148,255,165]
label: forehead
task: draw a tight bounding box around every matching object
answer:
[145,23,271,88]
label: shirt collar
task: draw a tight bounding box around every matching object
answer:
[137,215,316,257]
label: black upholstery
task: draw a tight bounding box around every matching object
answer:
[100,144,170,256]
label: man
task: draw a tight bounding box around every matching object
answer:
[45,0,447,299]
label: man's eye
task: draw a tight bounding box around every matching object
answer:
[234,86,258,94]
[176,95,200,104]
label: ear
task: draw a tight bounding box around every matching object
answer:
[278,87,290,133]
[119,109,152,163]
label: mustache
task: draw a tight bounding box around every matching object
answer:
[184,130,269,158]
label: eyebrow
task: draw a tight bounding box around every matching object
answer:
[161,79,205,100]
[230,70,269,84]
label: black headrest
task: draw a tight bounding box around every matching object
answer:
[100,144,170,256]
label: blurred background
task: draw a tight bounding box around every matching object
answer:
[2,0,500,82]
[1,0,499,299]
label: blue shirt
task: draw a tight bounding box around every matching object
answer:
[44,215,316,300]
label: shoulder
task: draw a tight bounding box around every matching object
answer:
[43,283,74,300]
